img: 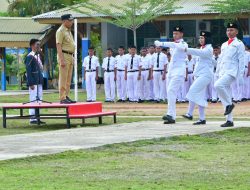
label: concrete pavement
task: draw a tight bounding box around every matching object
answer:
[0,121,249,161]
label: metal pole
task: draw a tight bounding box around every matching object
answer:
[74,19,78,101]
[1,48,6,91]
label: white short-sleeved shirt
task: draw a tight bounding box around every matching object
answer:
[146,53,154,67]
[126,54,141,71]
[140,55,151,69]
[152,52,167,70]
[102,56,116,71]
[115,55,127,70]
[185,58,196,72]
[83,55,100,70]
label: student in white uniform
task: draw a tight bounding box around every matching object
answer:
[155,26,188,124]
[242,46,250,101]
[185,54,195,100]
[152,46,167,102]
[83,47,100,102]
[25,39,45,124]
[102,48,117,102]
[116,46,127,102]
[147,45,156,101]
[125,45,142,102]
[211,45,221,103]
[181,31,214,125]
[138,47,151,102]
[215,22,245,127]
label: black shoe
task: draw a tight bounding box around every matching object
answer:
[86,100,92,102]
[211,100,217,103]
[60,99,72,104]
[117,99,122,102]
[66,96,76,103]
[182,114,193,120]
[164,120,176,124]
[154,100,160,103]
[221,121,234,127]
[105,100,110,103]
[193,120,206,125]
[138,99,144,103]
[224,104,235,116]
[162,115,175,123]
[30,120,46,125]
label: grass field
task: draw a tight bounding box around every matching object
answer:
[0,127,249,190]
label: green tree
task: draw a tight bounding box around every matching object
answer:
[206,0,250,21]
[7,0,74,16]
[74,0,179,46]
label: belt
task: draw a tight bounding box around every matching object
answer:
[117,69,125,71]
[62,50,74,56]
[128,70,139,72]
[188,71,193,74]
[141,69,150,71]
[105,70,114,73]
[86,70,96,72]
[153,70,164,72]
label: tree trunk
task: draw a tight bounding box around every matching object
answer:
[133,29,137,47]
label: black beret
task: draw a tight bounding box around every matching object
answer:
[227,22,238,29]
[200,31,211,38]
[61,14,74,21]
[173,26,184,32]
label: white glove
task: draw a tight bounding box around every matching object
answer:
[154,40,163,47]
[238,76,244,86]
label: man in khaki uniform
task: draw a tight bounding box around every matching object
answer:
[56,14,76,104]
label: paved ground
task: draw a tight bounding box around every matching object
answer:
[0,121,249,161]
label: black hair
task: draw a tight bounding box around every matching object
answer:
[29,39,39,47]
[162,48,168,52]
[213,45,221,49]
[149,44,155,48]
[129,45,137,49]
[107,48,113,52]
[204,37,212,45]
[141,47,147,51]
[118,46,125,50]
[88,46,95,50]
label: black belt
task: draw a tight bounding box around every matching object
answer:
[86,70,96,72]
[62,50,74,56]
[141,69,150,71]
[153,70,163,72]
[128,70,139,72]
[118,69,125,71]
[188,72,193,74]
[105,70,114,73]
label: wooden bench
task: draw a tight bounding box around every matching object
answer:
[2,102,116,128]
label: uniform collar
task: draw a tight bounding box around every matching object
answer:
[175,39,183,43]
[61,24,70,31]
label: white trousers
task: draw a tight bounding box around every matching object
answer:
[149,79,154,100]
[153,71,166,101]
[116,71,127,100]
[167,75,185,119]
[231,78,243,101]
[215,74,235,121]
[242,76,249,99]
[139,70,150,100]
[104,72,116,101]
[86,72,97,101]
[212,74,219,100]
[186,75,212,107]
[29,85,43,121]
[127,72,139,101]
[177,78,186,101]
[184,73,193,99]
